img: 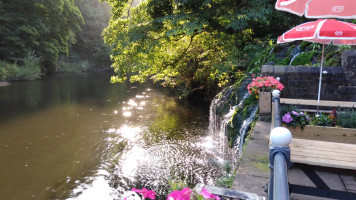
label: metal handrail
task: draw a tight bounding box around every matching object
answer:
[268,96,291,200]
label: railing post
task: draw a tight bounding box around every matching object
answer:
[268,90,292,200]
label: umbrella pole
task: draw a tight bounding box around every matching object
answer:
[317,43,325,114]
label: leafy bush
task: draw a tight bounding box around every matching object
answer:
[337,111,356,128]
[0,67,6,81]
[57,60,92,73]
[0,60,19,81]
[0,52,41,81]
[290,50,318,66]
[17,51,41,80]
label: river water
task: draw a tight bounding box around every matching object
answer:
[0,73,226,200]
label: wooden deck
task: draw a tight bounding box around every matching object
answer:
[290,138,356,170]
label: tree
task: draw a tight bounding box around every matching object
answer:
[102,0,304,95]
[0,0,83,72]
[70,0,112,68]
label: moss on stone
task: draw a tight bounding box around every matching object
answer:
[291,50,318,66]
[252,156,269,172]
[276,57,290,65]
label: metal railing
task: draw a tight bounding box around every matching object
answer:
[268,96,291,200]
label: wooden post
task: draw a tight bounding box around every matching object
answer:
[258,92,272,116]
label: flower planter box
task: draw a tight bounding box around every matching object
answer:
[282,124,356,144]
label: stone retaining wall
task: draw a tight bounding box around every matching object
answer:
[261,50,356,101]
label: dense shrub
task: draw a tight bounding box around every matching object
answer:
[57,60,92,73]
[0,52,41,81]
[337,111,356,128]
[17,52,41,80]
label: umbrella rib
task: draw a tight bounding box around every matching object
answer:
[315,19,326,39]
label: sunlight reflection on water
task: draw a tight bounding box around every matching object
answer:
[0,73,225,200]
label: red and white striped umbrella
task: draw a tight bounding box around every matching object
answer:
[278,19,356,45]
[275,0,356,19]
[278,19,356,104]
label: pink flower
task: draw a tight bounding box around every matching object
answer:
[247,76,284,95]
[167,187,192,200]
[132,188,157,200]
[199,188,220,200]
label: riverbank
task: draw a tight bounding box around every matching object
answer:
[0,81,9,86]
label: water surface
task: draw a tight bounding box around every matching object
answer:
[0,73,225,200]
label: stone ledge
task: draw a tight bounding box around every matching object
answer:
[195,184,266,200]
[261,65,274,74]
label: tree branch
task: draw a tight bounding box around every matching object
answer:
[163,34,195,69]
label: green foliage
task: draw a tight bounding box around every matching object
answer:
[216,162,235,188]
[299,41,309,51]
[0,52,41,81]
[290,50,318,66]
[310,113,333,127]
[281,105,299,116]
[0,61,17,81]
[57,59,92,73]
[167,178,188,192]
[70,0,112,68]
[102,0,304,94]
[0,0,84,72]
[337,111,356,128]
[17,51,41,80]
[276,57,291,65]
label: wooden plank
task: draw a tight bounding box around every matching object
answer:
[282,124,356,144]
[291,148,356,161]
[291,155,356,170]
[290,138,356,170]
[280,98,356,108]
[291,138,356,150]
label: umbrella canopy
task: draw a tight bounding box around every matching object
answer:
[277,19,356,105]
[276,0,356,19]
[278,19,356,45]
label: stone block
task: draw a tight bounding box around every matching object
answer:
[332,67,345,78]
[274,65,286,76]
[296,88,308,94]
[261,65,273,75]
[285,66,296,75]
[344,95,356,101]
[277,76,287,84]
[339,86,356,95]
[328,78,347,85]
[308,67,320,75]
[323,67,333,77]
[341,50,356,67]
[295,66,309,75]
[325,85,339,93]
[348,79,356,86]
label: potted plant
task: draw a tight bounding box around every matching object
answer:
[247,75,284,116]
[281,108,356,144]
